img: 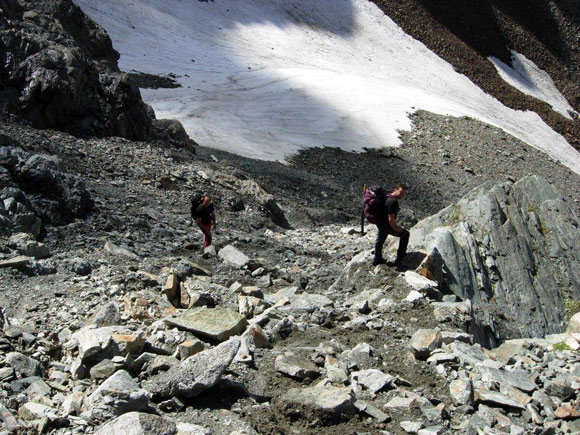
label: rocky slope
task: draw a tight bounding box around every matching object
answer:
[1,0,580,434]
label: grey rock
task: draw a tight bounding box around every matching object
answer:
[449,341,487,367]
[87,370,151,420]
[275,354,321,380]
[477,365,536,393]
[354,400,390,423]
[164,308,248,343]
[409,329,442,360]
[409,176,580,347]
[88,302,122,327]
[475,389,525,410]
[218,245,250,268]
[93,411,177,435]
[5,352,42,377]
[89,359,117,380]
[144,337,240,399]
[278,293,334,315]
[400,420,424,433]
[449,378,473,406]
[276,384,356,423]
[351,369,395,393]
[104,241,140,260]
[544,380,575,401]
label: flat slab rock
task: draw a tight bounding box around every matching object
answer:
[164,308,248,343]
[93,412,177,435]
[276,385,356,423]
[275,354,321,380]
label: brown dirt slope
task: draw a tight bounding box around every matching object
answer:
[372,0,580,152]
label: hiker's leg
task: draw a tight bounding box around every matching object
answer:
[202,223,212,247]
[394,229,410,264]
[374,224,388,262]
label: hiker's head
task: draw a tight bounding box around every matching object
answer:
[392,183,408,199]
[202,195,212,206]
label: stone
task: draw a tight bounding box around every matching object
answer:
[426,352,457,364]
[89,359,116,380]
[144,337,240,399]
[104,241,140,260]
[475,389,525,410]
[71,326,145,365]
[385,397,419,409]
[276,385,356,423]
[449,341,487,367]
[432,301,471,323]
[87,370,151,419]
[555,405,580,420]
[441,331,471,345]
[278,293,334,315]
[218,245,250,268]
[176,422,211,434]
[5,352,42,377]
[544,380,575,401]
[449,378,473,406]
[264,286,301,305]
[409,329,442,360]
[61,392,85,416]
[566,312,580,334]
[164,308,248,343]
[400,420,424,433]
[275,354,321,380]
[93,411,177,435]
[88,302,122,327]
[408,176,580,348]
[354,400,391,423]
[18,402,58,421]
[351,369,395,393]
[402,271,439,293]
[499,384,532,407]
[406,290,424,303]
[177,339,205,360]
[164,272,179,305]
[0,255,32,269]
[477,365,536,393]
[247,324,269,348]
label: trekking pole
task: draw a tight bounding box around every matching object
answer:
[360,184,367,234]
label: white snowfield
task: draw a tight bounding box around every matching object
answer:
[489,50,578,120]
[73,0,580,174]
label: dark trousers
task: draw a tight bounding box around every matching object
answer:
[374,225,409,263]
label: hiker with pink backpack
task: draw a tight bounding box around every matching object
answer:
[363,183,409,269]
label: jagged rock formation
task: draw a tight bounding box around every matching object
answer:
[1,141,93,238]
[409,176,580,347]
[0,0,152,140]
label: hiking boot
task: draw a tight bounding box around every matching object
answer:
[372,258,386,266]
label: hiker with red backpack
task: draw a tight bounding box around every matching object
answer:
[191,194,216,248]
[364,183,409,268]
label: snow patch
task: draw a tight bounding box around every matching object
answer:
[73,0,580,174]
[489,50,578,120]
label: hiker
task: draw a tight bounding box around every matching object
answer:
[367,183,409,268]
[194,195,216,248]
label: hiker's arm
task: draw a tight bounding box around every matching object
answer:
[388,214,404,233]
[210,210,216,227]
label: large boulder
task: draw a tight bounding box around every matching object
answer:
[144,337,240,399]
[408,176,580,347]
[0,0,152,140]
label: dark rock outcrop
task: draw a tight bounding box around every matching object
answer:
[0,0,152,140]
[409,176,580,347]
[0,141,92,235]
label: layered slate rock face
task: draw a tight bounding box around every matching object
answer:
[409,176,580,347]
[0,0,152,140]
